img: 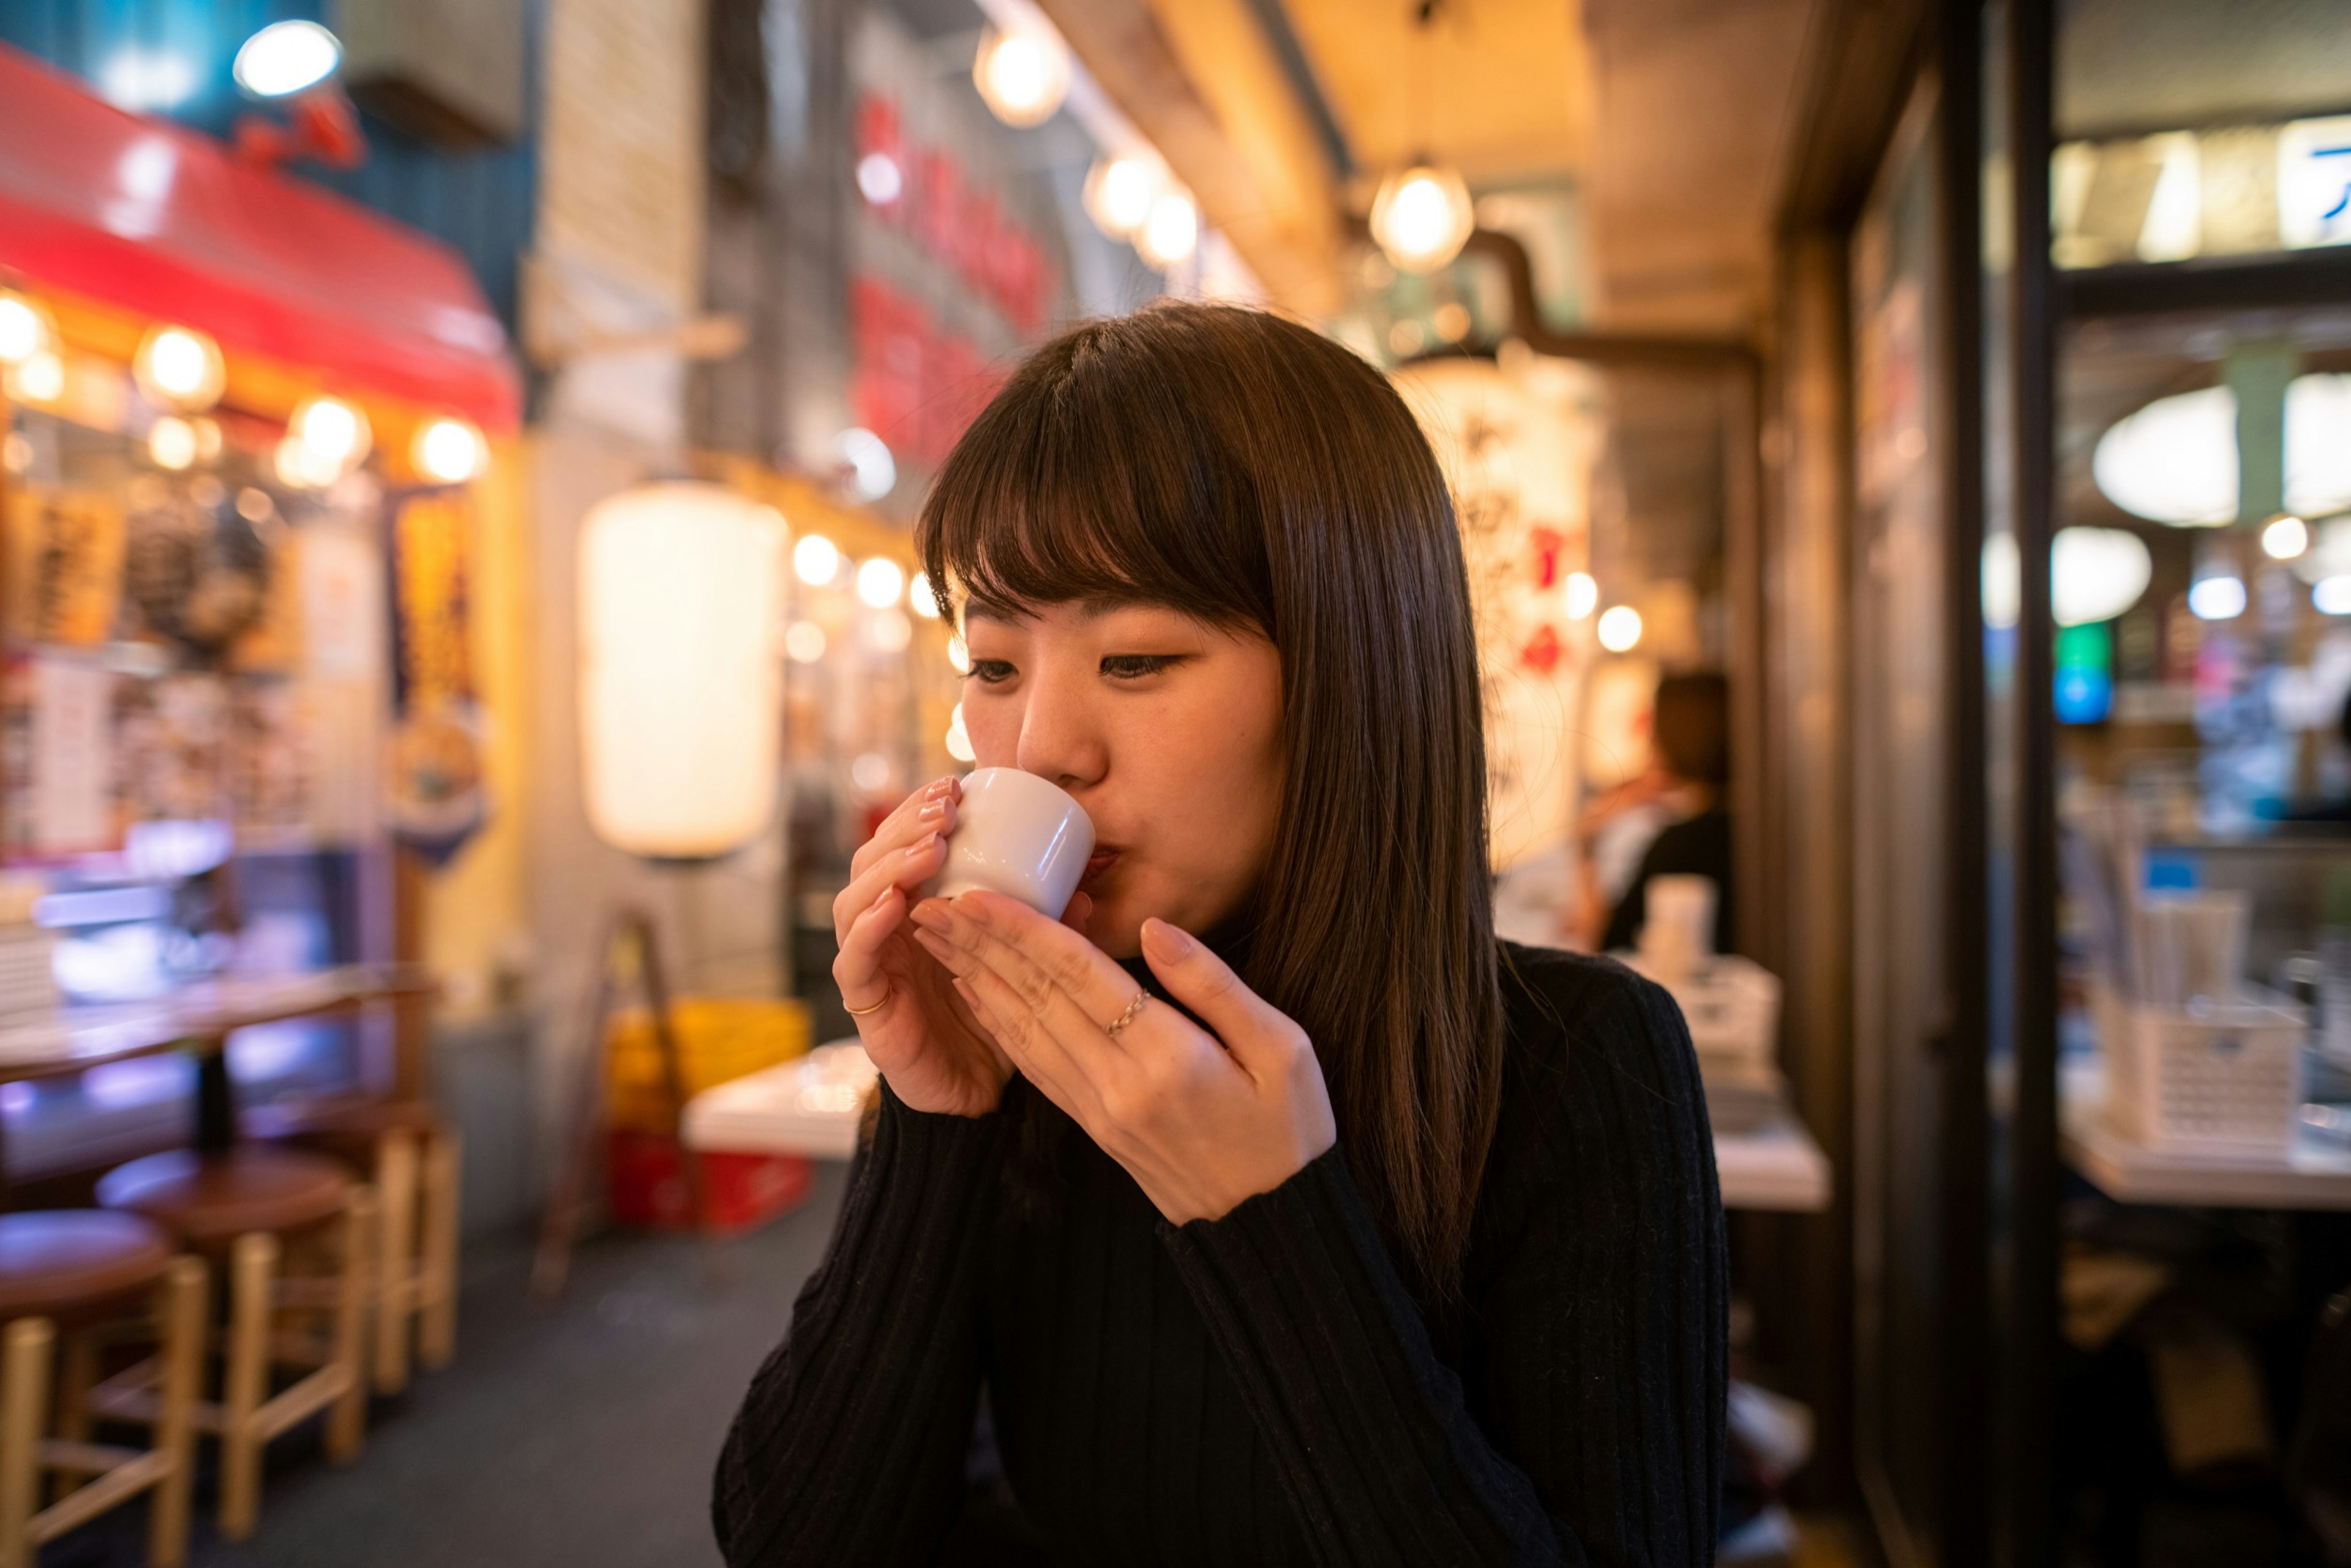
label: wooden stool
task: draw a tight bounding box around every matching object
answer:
[93,1148,375,1542]
[258,1100,460,1395]
[0,1212,204,1568]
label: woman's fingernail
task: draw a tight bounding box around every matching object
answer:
[1142,919,1193,961]
[920,799,946,820]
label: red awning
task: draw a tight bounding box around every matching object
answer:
[0,45,520,432]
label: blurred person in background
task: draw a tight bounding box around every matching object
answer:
[714,303,1726,1566]
[1580,671,1734,956]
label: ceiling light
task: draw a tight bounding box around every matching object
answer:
[793,533,841,587]
[2052,527,2153,626]
[2094,375,2351,527]
[233,20,341,99]
[1596,605,1643,653]
[857,557,906,609]
[2188,574,2246,621]
[972,24,1069,129]
[274,435,339,489]
[838,427,896,501]
[133,324,225,413]
[857,152,902,206]
[1136,191,1199,269]
[1083,156,1163,238]
[412,416,486,485]
[945,703,976,763]
[1370,165,1475,275]
[148,417,198,471]
[291,396,370,471]
[0,293,52,367]
[2262,514,2309,560]
[1564,571,1599,620]
[909,572,941,620]
[5,352,64,406]
[784,621,827,663]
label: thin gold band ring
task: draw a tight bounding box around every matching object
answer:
[1103,991,1149,1040]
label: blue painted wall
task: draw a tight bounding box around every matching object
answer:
[0,0,541,332]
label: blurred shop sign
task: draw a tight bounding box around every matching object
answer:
[854,94,1056,336]
[388,494,486,862]
[2280,116,2351,250]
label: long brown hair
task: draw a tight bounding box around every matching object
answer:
[917,302,1504,1299]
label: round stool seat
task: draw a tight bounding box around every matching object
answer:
[97,1148,350,1248]
[0,1211,175,1320]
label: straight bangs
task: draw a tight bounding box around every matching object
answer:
[917,320,1275,632]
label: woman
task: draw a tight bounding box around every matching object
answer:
[713,303,1725,1566]
[1591,670,1735,956]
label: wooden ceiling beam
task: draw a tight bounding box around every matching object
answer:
[1034,0,1346,317]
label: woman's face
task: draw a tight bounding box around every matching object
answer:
[959,601,1284,958]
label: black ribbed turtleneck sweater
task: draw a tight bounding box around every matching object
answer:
[713,941,1727,1566]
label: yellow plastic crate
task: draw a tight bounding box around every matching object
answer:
[606,997,812,1133]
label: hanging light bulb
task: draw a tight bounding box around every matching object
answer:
[1083,155,1164,239]
[1595,605,1643,653]
[233,20,341,99]
[856,557,906,609]
[793,533,842,586]
[133,324,225,412]
[1564,571,1599,620]
[411,416,486,485]
[4,352,64,406]
[1371,165,1474,275]
[909,571,942,620]
[1136,190,1199,269]
[972,24,1070,129]
[148,416,198,471]
[0,291,53,367]
[274,434,339,489]
[2051,527,2152,626]
[2262,513,2309,560]
[291,396,370,472]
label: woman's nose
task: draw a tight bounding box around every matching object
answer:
[1013,670,1108,791]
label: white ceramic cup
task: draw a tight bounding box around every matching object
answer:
[926,767,1096,917]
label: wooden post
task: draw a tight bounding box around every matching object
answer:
[327,1188,374,1461]
[372,1131,419,1395]
[150,1256,206,1568]
[219,1233,276,1541]
[0,1317,50,1568]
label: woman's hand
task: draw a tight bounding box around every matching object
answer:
[831,778,1015,1117]
[906,891,1337,1224]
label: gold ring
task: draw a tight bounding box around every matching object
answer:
[1103,990,1149,1040]
[843,994,888,1016]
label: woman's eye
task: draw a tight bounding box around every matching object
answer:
[1100,654,1182,680]
[968,659,1017,685]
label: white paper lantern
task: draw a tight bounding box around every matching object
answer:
[578,482,784,858]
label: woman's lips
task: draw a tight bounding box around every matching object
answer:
[1080,848,1120,889]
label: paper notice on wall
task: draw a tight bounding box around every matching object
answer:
[31,656,113,855]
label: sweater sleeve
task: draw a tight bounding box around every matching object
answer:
[1157,966,1727,1568]
[712,1076,1012,1566]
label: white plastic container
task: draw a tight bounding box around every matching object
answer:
[2095,984,2306,1155]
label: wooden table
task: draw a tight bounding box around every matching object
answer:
[0,966,435,1162]
[1714,1114,1834,1212]
[683,1043,1840,1214]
